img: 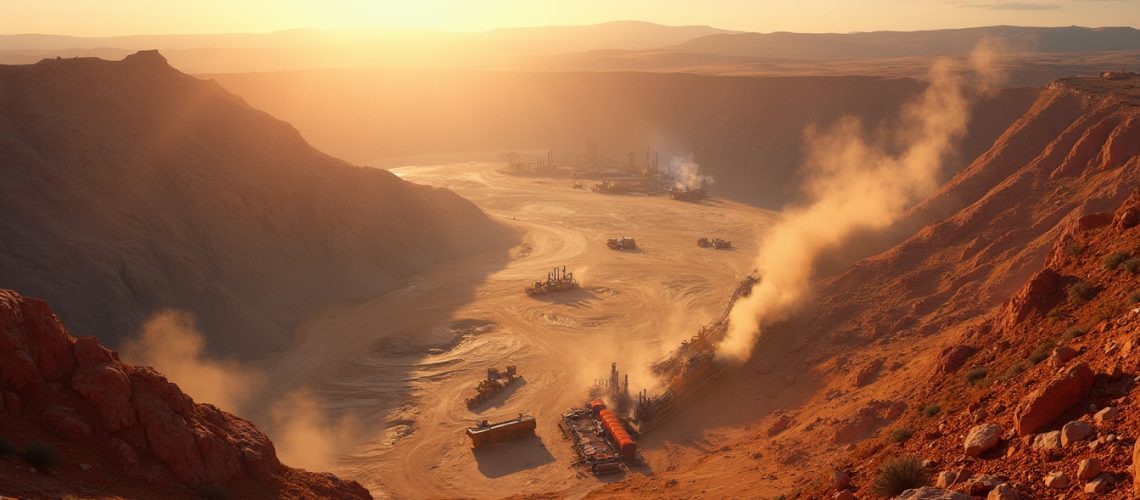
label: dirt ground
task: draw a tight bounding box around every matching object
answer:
[254,162,778,498]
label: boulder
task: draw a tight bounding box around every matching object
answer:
[832,469,850,491]
[1085,473,1114,494]
[1060,420,1093,447]
[1093,406,1119,425]
[895,487,971,499]
[964,423,1001,456]
[963,474,1003,495]
[1077,458,1102,481]
[986,483,1021,500]
[935,470,958,488]
[933,345,975,377]
[1048,346,1077,368]
[1031,431,1062,450]
[1013,363,1094,436]
[1044,471,1070,489]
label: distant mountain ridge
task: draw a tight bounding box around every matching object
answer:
[0,51,515,358]
[672,25,1140,59]
[1,24,1133,75]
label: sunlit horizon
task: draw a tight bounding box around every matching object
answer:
[2,0,1137,37]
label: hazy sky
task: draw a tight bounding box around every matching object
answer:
[1,0,1137,36]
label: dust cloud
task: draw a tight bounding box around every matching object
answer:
[269,388,361,472]
[122,310,262,413]
[716,44,1005,363]
[122,310,358,472]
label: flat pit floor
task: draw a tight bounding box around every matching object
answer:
[258,162,777,498]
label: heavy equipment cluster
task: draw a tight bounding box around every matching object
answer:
[524,266,579,296]
[558,399,638,475]
[465,365,521,409]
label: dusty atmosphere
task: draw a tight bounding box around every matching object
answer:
[2,2,1140,499]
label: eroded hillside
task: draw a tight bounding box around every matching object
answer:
[0,51,515,357]
[587,76,1139,499]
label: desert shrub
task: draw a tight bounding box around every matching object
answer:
[198,484,229,500]
[1065,242,1086,258]
[869,456,930,497]
[920,404,942,418]
[1103,251,1131,271]
[1069,281,1096,303]
[964,365,988,385]
[1131,291,1140,304]
[19,442,59,472]
[1063,326,1086,340]
[1028,342,1053,364]
[1124,257,1140,274]
[998,362,1028,382]
[0,439,14,457]
[890,427,914,443]
[1046,307,1064,322]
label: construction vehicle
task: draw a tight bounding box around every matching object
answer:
[697,237,732,249]
[606,236,637,250]
[559,399,637,475]
[467,414,537,448]
[465,366,521,409]
[525,266,579,296]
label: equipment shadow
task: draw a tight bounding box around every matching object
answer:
[472,435,556,479]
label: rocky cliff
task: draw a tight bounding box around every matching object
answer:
[0,51,515,357]
[0,289,371,499]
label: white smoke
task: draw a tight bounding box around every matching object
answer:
[716,44,1004,363]
[663,154,714,191]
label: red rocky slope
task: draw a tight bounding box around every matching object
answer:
[0,289,370,499]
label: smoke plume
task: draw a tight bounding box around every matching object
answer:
[663,154,714,190]
[716,45,1004,363]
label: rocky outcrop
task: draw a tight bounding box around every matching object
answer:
[1013,363,1094,436]
[995,269,1071,333]
[0,289,370,498]
[933,345,975,378]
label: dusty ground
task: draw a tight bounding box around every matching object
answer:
[254,162,777,499]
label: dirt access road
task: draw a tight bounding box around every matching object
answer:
[259,162,777,498]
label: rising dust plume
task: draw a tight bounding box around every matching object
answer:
[716,44,1005,363]
[122,310,359,472]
